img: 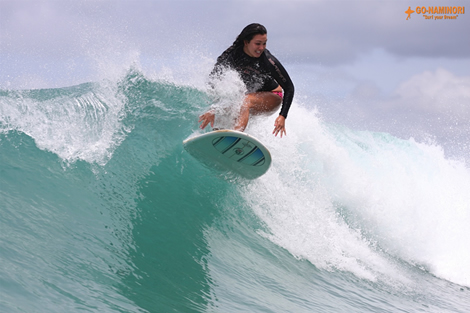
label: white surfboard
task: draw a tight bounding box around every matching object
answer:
[183,130,271,179]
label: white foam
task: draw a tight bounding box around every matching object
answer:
[1,81,128,165]
[242,104,470,287]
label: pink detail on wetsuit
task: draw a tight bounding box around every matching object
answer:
[272,91,283,98]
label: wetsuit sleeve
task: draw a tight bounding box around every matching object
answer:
[210,56,226,79]
[208,47,236,86]
[208,57,225,89]
[264,50,295,119]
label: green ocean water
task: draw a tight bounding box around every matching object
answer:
[1,71,470,312]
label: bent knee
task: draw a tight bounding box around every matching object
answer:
[243,93,280,115]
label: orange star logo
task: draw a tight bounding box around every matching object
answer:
[405,6,415,20]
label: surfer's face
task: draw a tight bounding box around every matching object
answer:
[243,34,267,58]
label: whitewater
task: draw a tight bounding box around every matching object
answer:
[1,67,470,312]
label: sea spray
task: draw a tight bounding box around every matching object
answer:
[0,82,129,165]
[243,105,470,287]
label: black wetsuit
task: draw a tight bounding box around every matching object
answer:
[210,46,295,118]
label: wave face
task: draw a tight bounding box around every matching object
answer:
[1,71,470,312]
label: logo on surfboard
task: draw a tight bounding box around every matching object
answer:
[212,136,266,166]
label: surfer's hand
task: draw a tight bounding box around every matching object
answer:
[273,115,286,137]
[198,110,215,129]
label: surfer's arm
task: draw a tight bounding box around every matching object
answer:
[202,59,226,130]
[202,51,238,130]
[264,50,295,119]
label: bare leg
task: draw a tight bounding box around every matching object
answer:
[234,92,282,131]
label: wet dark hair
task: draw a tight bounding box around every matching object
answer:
[212,23,268,74]
[216,23,267,62]
[231,23,267,48]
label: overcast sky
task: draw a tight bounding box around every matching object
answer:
[1,0,469,156]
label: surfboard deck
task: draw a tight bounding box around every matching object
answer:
[183,130,271,179]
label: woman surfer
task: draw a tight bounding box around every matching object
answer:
[198,23,294,137]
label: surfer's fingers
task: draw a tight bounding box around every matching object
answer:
[199,117,209,129]
[198,113,207,123]
[199,110,214,121]
[198,111,215,129]
[272,126,278,135]
[272,124,286,137]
